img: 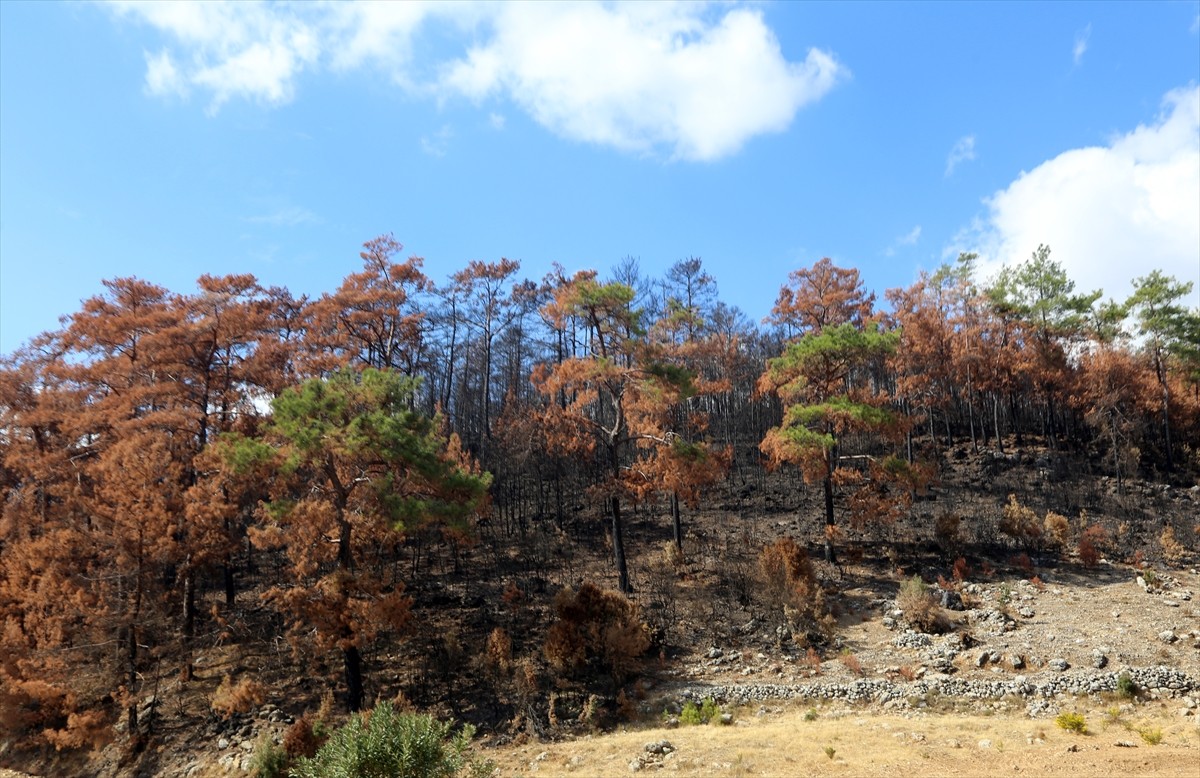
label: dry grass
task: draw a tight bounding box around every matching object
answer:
[484,701,1200,777]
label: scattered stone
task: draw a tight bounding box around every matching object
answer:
[977,739,992,749]
[1009,654,1025,670]
[976,651,990,668]
[645,740,674,755]
[893,630,933,649]
[1018,606,1035,619]
[629,759,643,772]
[217,738,229,750]
[719,713,734,725]
[1092,650,1108,669]
[940,590,964,611]
[1049,658,1070,671]
[1159,630,1177,644]
[707,647,724,659]
[1114,740,1137,748]
[663,717,679,729]
[1066,744,1079,753]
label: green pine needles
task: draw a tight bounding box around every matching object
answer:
[290,702,492,778]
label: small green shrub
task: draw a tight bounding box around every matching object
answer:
[679,698,722,725]
[824,746,836,760]
[1116,672,1137,699]
[290,701,492,778]
[1055,712,1087,734]
[804,708,818,722]
[679,701,703,726]
[249,736,289,778]
[1139,727,1163,745]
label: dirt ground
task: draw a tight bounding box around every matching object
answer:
[487,701,1200,777]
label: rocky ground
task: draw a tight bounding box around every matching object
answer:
[652,563,1200,720]
[484,562,1200,777]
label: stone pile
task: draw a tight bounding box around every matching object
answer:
[674,665,1197,713]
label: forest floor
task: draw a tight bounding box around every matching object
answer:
[3,442,1199,777]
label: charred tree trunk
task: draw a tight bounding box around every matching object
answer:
[126,625,139,734]
[611,495,630,594]
[670,491,683,551]
[181,568,196,682]
[344,645,364,712]
[822,466,837,566]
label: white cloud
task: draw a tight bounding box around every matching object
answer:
[437,4,845,160]
[143,48,185,97]
[244,206,320,227]
[950,85,1200,307]
[885,225,921,256]
[488,112,506,130]
[101,1,845,161]
[1191,13,1199,35]
[1073,23,1091,66]
[108,0,320,111]
[945,135,976,176]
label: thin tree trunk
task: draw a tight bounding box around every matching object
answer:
[967,365,977,451]
[994,394,1004,453]
[223,559,235,608]
[127,625,139,733]
[670,491,682,551]
[612,495,630,594]
[182,568,195,682]
[822,465,837,565]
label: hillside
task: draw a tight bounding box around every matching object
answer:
[2,444,1197,777]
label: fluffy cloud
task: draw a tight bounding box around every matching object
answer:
[110,1,320,110]
[954,85,1200,307]
[438,4,844,160]
[103,1,844,160]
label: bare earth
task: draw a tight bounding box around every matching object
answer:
[488,564,1200,778]
[488,704,1198,777]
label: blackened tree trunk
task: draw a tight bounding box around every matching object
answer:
[670,491,683,551]
[344,645,364,712]
[612,495,629,594]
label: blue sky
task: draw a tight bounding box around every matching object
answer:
[2,1,1198,355]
